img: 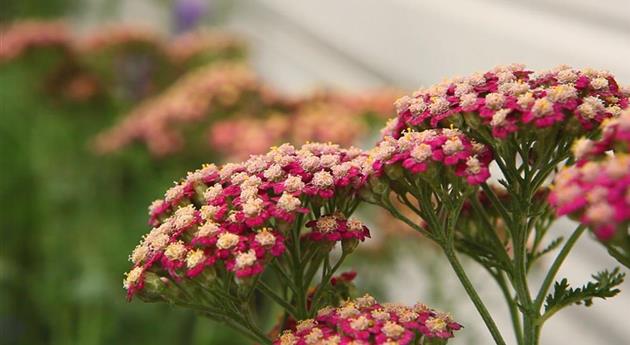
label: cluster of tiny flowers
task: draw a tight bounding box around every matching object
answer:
[93,63,271,155]
[274,295,461,345]
[207,92,400,160]
[388,64,629,139]
[370,128,493,185]
[549,156,629,240]
[306,214,370,242]
[0,21,70,62]
[166,30,245,65]
[95,73,397,158]
[570,108,630,162]
[124,142,371,299]
[291,103,368,148]
[550,109,630,241]
[209,115,291,160]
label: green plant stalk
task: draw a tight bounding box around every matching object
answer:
[495,271,524,345]
[257,281,299,318]
[310,252,349,314]
[382,180,508,345]
[288,214,309,319]
[534,225,587,311]
[606,244,630,268]
[513,211,537,345]
[442,246,508,345]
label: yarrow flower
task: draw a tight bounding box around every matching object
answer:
[570,109,630,161]
[306,214,371,242]
[549,156,629,241]
[93,63,263,156]
[387,64,628,139]
[370,128,493,185]
[550,109,630,242]
[0,21,70,62]
[273,295,461,345]
[124,142,370,300]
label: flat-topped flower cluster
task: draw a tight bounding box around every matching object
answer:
[370,128,493,185]
[0,21,70,62]
[124,142,372,299]
[385,64,629,139]
[550,109,630,241]
[275,294,461,345]
[94,63,274,156]
[95,67,399,159]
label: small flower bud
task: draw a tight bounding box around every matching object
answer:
[384,164,404,180]
[137,272,168,303]
[342,238,359,254]
[368,175,389,195]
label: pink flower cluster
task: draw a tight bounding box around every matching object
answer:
[570,109,630,162]
[208,115,291,160]
[0,21,70,62]
[124,142,371,299]
[550,109,630,241]
[274,294,461,345]
[291,103,368,148]
[96,73,398,158]
[306,214,370,242]
[370,128,493,185]
[549,156,630,241]
[387,64,629,139]
[93,63,275,156]
[206,93,402,160]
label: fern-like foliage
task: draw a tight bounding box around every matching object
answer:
[532,236,564,261]
[544,268,625,320]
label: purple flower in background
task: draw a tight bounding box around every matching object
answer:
[173,0,208,34]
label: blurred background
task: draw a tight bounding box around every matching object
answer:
[1,1,629,345]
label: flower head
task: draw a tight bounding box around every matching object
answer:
[550,109,630,243]
[273,295,461,345]
[124,142,369,299]
[0,21,70,62]
[306,215,371,242]
[390,64,628,139]
[370,128,492,185]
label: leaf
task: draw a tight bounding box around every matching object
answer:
[533,236,564,260]
[544,268,625,317]
[455,235,510,272]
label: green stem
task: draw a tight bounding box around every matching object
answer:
[257,281,299,319]
[310,252,348,314]
[443,247,507,345]
[270,260,298,294]
[534,225,586,310]
[495,271,524,345]
[606,244,630,268]
[469,195,511,267]
[513,208,536,345]
[242,307,273,345]
[288,213,308,319]
[175,302,269,345]
[378,196,432,238]
[481,183,512,225]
